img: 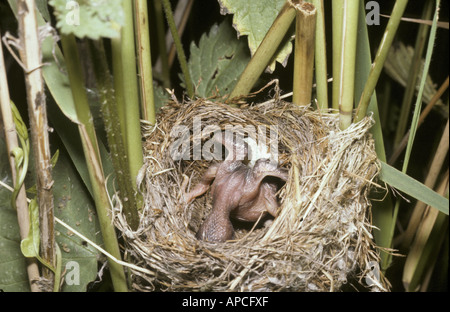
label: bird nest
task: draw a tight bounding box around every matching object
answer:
[114,96,390,292]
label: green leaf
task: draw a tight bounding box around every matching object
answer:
[379,161,449,215]
[0,203,30,292]
[8,0,113,199]
[52,148,103,292]
[153,82,170,112]
[218,0,291,73]
[187,19,250,97]
[36,0,51,21]
[0,142,29,291]
[41,34,79,123]
[20,199,40,259]
[354,1,394,271]
[0,137,102,292]
[403,208,447,291]
[6,0,79,123]
[47,98,115,200]
[49,0,124,39]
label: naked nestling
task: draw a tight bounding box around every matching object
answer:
[184,134,288,242]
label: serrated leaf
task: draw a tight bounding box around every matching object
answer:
[218,0,291,73]
[49,0,124,39]
[187,19,250,97]
[153,82,170,112]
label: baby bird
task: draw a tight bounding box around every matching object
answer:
[184,135,288,242]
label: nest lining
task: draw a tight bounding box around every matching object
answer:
[114,97,389,292]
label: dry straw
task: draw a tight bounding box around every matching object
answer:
[114,95,390,292]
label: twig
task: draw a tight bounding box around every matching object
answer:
[155,0,193,70]
[380,13,449,29]
[0,180,154,278]
[153,0,171,88]
[55,218,155,277]
[17,0,55,282]
[292,2,316,106]
[0,28,41,292]
[229,0,298,99]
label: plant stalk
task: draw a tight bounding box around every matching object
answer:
[402,173,448,291]
[161,0,194,98]
[401,0,440,172]
[111,37,126,137]
[310,0,328,110]
[17,0,55,281]
[167,0,194,68]
[393,0,434,147]
[60,34,128,292]
[353,1,392,270]
[292,2,316,106]
[401,119,449,250]
[385,0,441,272]
[0,29,41,292]
[153,0,171,88]
[121,0,144,186]
[354,0,409,122]
[229,0,298,99]
[389,76,449,165]
[331,0,344,111]
[135,0,156,124]
[89,39,140,231]
[338,0,359,130]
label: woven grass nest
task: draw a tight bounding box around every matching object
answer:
[114,95,390,292]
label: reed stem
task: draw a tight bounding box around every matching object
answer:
[331,0,344,111]
[135,0,156,124]
[229,0,298,99]
[394,0,434,147]
[17,0,55,282]
[310,0,328,110]
[60,34,128,292]
[338,0,359,130]
[89,39,140,231]
[354,0,409,122]
[121,0,144,184]
[161,0,194,98]
[0,32,41,292]
[292,2,316,106]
